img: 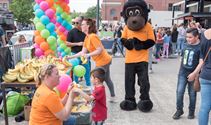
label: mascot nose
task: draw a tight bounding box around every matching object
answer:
[132,20,137,24]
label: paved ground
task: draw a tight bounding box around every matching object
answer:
[0,56,200,125]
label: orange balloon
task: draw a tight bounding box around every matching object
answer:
[35,36,45,45]
[40,42,49,51]
[44,49,54,56]
[60,34,66,41]
[46,0,54,7]
[34,30,40,36]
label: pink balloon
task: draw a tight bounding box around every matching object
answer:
[57,74,72,93]
[40,1,49,11]
[59,26,65,32]
[56,22,61,27]
[65,0,69,3]
[50,17,56,24]
[35,0,42,4]
[34,43,39,49]
[64,30,68,36]
[45,9,55,19]
[35,48,44,57]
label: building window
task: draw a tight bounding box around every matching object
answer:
[168,3,173,11]
[175,5,181,11]
[110,9,116,17]
[3,3,7,9]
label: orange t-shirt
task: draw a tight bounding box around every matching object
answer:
[29,84,64,125]
[122,22,155,63]
[83,33,112,67]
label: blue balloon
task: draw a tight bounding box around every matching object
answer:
[56,13,60,17]
[46,23,55,32]
[68,58,80,67]
[33,4,40,11]
[35,9,44,18]
[61,21,68,27]
[58,47,64,52]
[66,24,72,31]
[40,15,50,25]
[57,16,63,24]
[51,32,57,38]
[66,68,72,76]
[61,52,66,57]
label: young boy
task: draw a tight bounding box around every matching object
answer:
[173,28,201,120]
[73,67,107,125]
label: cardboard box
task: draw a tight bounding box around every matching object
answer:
[24,106,31,121]
[20,46,34,61]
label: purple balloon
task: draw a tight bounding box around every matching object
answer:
[40,1,49,11]
[35,48,44,57]
[59,26,65,32]
[45,9,55,19]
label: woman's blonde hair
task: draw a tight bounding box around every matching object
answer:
[18,35,26,43]
[36,64,56,86]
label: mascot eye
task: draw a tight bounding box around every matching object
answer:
[135,9,141,15]
[128,11,134,16]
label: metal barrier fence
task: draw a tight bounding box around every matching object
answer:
[9,43,31,65]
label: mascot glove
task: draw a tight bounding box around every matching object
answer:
[121,38,134,50]
[133,37,144,50]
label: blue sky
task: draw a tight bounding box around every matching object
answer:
[69,0,103,13]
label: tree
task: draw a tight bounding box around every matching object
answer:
[84,6,100,19]
[9,0,34,24]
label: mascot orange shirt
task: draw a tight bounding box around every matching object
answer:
[122,22,155,63]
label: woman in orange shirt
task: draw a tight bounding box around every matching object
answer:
[67,18,116,102]
[29,64,75,125]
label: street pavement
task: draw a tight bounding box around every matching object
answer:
[0,56,199,125]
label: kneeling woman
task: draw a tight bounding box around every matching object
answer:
[29,64,75,125]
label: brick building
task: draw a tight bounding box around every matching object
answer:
[0,0,10,10]
[101,0,182,21]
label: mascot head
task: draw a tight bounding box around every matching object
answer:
[121,0,150,31]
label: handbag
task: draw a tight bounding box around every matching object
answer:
[193,47,211,92]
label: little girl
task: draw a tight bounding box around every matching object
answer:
[162,30,171,58]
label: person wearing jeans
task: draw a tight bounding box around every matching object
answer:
[190,29,211,125]
[198,78,211,125]
[173,28,201,120]
[176,75,196,114]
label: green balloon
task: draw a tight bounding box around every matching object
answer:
[67,16,71,22]
[60,43,66,50]
[50,44,57,51]
[61,13,67,19]
[47,36,56,45]
[33,17,40,24]
[36,22,45,31]
[41,29,50,39]
[56,7,63,14]
[64,48,71,54]
[57,39,63,45]
[73,65,86,77]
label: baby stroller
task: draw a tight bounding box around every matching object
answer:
[111,38,125,57]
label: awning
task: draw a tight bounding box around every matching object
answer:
[174,12,211,20]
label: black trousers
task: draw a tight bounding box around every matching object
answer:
[125,62,150,101]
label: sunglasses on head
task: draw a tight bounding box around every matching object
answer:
[72,22,79,25]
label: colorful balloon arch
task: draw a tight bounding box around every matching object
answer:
[33,0,72,58]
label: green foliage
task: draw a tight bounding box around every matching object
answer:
[84,6,99,19]
[70,11,84,21]
[9,0,34,24]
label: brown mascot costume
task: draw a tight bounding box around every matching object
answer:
[120,0,155,112]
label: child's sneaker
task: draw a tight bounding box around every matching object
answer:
[172,110,184,119]
[109,96,117,103]
[187,110,195,119]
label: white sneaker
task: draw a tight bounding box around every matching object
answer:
[149,69,153,74]
[109,96,117,103]
[116,53,121,56]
